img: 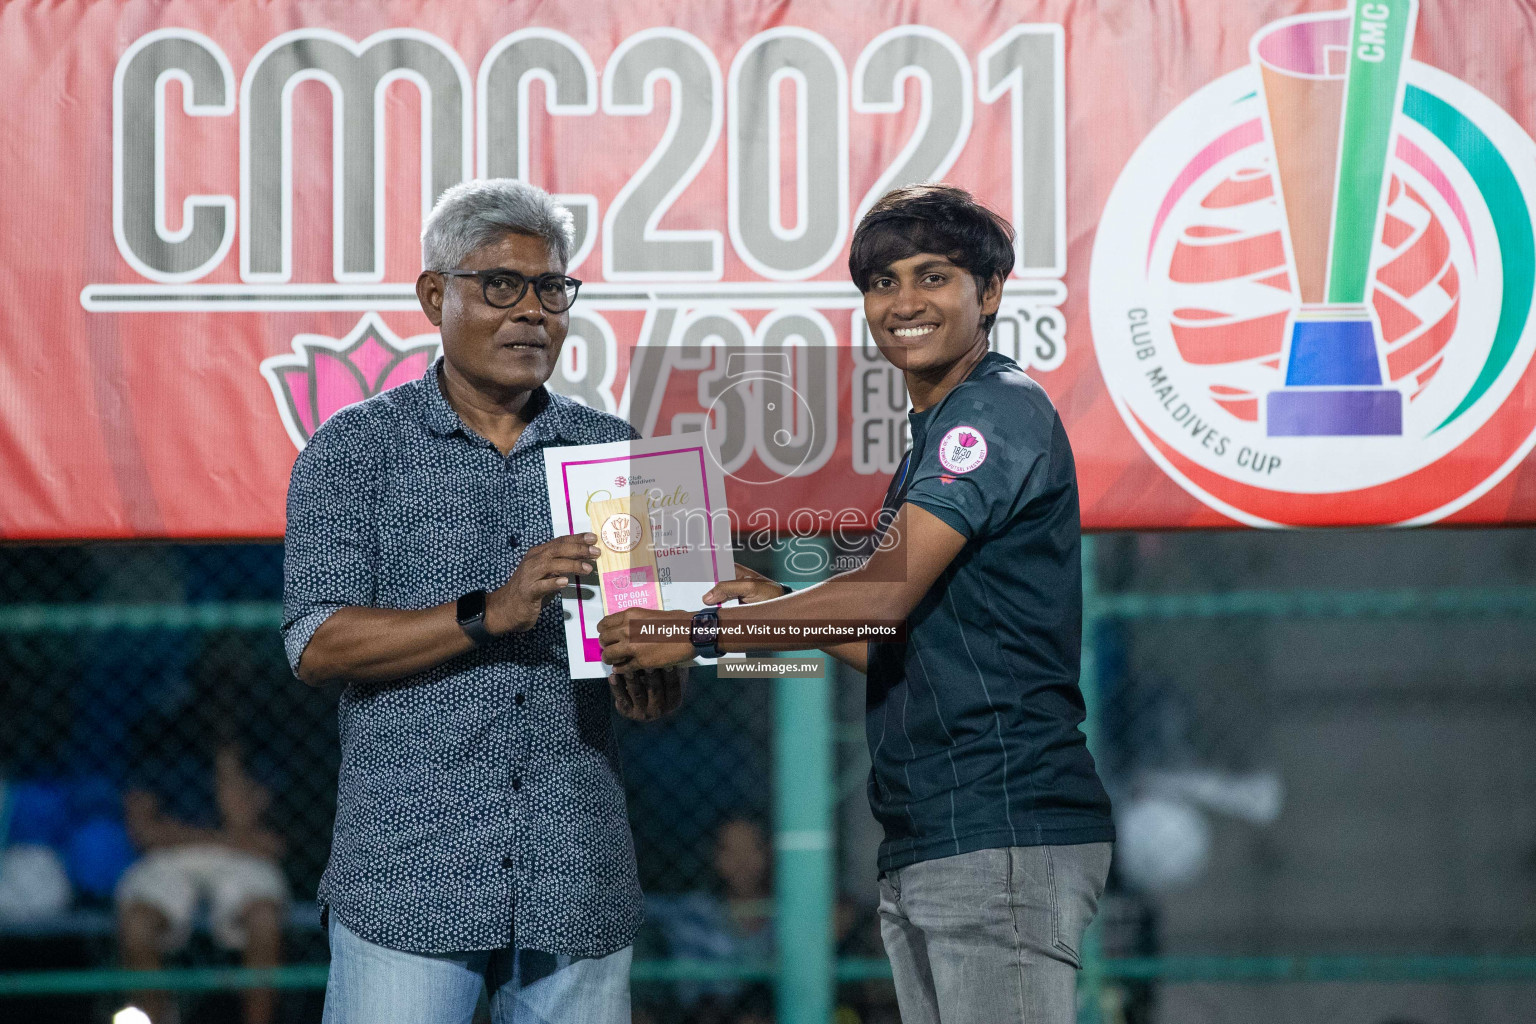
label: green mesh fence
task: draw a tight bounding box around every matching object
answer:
[0,543,891,1024]
[3,533,1536,1024]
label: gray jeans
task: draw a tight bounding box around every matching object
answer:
[878,843,1112,1024]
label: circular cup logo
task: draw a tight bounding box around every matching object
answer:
[938,426,988,473]
[600,513,642,553]
[1090,3,1536,525]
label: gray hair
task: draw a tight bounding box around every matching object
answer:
[420,178,575,270]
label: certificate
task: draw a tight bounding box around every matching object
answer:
[543,434,736,679]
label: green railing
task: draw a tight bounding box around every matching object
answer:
[0,602,283,633]
[6,954,1536,997]
[1074,534,1536,1023]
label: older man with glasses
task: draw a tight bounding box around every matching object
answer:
[281,178,680,1024]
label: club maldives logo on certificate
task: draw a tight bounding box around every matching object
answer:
[1091,0,1536,525]
[544,435,737,679]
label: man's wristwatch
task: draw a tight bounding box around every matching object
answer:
[690,607,725,658]
[456,590,494,646]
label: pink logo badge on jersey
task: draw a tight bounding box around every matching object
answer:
[938,426,988,473]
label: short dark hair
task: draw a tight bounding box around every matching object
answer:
[848,183,1015,333]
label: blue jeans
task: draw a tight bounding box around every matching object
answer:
[322,915,632,1024]
[878,843,1112,1024]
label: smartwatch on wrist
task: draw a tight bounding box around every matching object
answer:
[690,607,725,658]
[456,589,494,646]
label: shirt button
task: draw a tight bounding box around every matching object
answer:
[511,776,522,791]
[507,532,519,547]
[501,855,514,869]
[514,692,525,706]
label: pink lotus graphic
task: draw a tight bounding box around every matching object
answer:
[957,431,978,448]
[260,313,440,448]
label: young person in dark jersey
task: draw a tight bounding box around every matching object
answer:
[599,184,1114,1024]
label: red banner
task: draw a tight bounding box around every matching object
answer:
[5,0,1536,537]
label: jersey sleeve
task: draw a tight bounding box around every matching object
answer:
[901,381,1056,541]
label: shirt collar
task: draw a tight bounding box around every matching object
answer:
[972,349,1014,378]
[907,350,1015,427]
[419,355,579,444]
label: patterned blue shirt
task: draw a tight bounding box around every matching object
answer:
[282,356,642,957]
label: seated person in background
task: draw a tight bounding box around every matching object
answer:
[116,739,288,1024]
[713,818,774,952]
[646,817,774,1024]
[646,818,867,1024]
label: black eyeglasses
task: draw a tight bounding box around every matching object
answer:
[435,268,582,312]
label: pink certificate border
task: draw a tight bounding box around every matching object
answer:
[558,446,719,664]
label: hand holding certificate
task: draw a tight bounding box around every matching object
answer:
[544,433,737,679]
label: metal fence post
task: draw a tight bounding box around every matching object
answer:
[1078,533,1106,1024]
[772,539,835,1024]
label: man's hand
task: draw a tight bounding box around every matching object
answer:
[609,666,688,721]
[486,533,601,634]
[599,563,782,671]
[703,563,788,606]
[598,608,694,671]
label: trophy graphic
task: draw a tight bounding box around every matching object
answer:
[1255,0,1418,436]
[587,494,664,615]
